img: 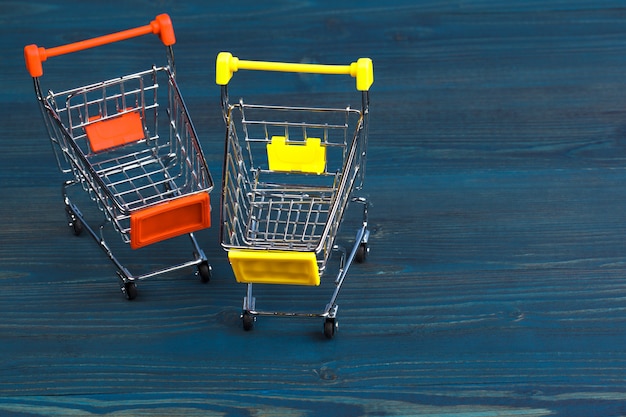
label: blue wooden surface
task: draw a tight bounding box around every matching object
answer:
[3,1,626,415]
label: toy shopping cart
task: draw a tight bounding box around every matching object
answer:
[24,14,214,299]
[216,52,373,338]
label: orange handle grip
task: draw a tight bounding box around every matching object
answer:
[24,13,175,77]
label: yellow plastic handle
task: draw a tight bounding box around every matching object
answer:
[216,52,373,91]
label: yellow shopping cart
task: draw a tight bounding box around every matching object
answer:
[217,52,373,338]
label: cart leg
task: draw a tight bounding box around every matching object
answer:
[352,197,370,263]
[189,233,212,283]
[63,180,84,236]
[242,284,256,331]
[323,304,339,339]
[119,274,138,301]
[323,220,370,336]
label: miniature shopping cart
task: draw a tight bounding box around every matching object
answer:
[24,14,214,299]
[216,52,373,338]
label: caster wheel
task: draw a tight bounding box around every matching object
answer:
[124,282,138,300]
[65,207,83,236]
[242,312,254,331]
[71,218,83,236]
[355,242,368,263]
[324,318,337,339]
[198,262,211,283]
[162,182,175,198]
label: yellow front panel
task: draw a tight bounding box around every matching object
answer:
[228,249,320,286]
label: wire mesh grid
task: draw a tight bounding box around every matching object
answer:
[245,187,333,248]
[221,101,364,266]
[43,66,212,241]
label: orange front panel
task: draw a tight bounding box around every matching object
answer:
[130,193,211,249]
[84,110,145,153]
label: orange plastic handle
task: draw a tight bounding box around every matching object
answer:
[24,13,175,77]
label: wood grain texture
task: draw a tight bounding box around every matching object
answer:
[3,1,626,416]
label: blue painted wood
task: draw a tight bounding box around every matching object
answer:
[3,1,626,415]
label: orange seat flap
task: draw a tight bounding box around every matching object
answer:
[84,110,145,153]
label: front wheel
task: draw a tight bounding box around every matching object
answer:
[198,262,211,283]
[355,243,368,263]
[324,318,337,339]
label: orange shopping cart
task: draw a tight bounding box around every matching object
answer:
[24,14,214,299]
[217,52,373,338]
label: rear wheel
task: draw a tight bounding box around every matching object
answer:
[65,206,83,236]
[124,282,138,300]
[242,312,254,331]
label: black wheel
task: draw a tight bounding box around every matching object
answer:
[324,318,337,339]
[242,312,254,331]
[71,217,83,236]
[65,207,83,236]
[355,242,368,263]
[162,181,175,197]
[124,282,138,300]
[198,262,211,283]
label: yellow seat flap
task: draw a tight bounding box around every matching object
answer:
[266,136,326,174]
[228,249,320,286]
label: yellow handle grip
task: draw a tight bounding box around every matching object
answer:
[216,52,373,91]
